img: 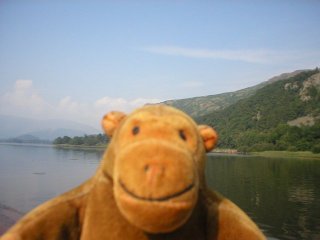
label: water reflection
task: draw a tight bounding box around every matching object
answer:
[205,154,320,240]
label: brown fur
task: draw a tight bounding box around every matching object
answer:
[1,105,265,240]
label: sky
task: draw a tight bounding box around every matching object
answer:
[1,0,319,128]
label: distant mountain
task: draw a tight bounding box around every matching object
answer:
[1,134,51,144]
[163,69,307,117]
[15,134,40,141]
[0,115,100,141]
[25,128,100,141]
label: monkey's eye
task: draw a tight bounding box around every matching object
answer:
[132,126,140,135]
[179,130,187,141]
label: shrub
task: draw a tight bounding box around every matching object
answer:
[312,143,320,153]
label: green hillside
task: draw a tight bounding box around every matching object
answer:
[197,69,320,152]
[164,70,306,117]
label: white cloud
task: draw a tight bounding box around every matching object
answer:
[143,46,275,63]
[143,46,320,65]
[58,96,82,113]
[129,98,162,107]
[0,79,53,117]
[15,79,33,90]
[94,96,128,111]
[0,80,162,128]
[67,96,162,127]
[53,96,162,128]
[94,96,162,112]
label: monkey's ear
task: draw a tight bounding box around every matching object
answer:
[198,125,218,152]
[101,111,127,137]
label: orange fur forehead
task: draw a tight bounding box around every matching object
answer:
[112,105,202,153]
[128,105,197,126]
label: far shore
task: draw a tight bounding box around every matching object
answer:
[1,143,320,160]
[0,142,53,148]
[249,151,320,160]
[53,144,107,150]
[0,142,106,150]
[209,149,320,160]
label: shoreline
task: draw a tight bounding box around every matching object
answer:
[0,142,106,151]
[1,143,319,159]
[209,149,320,160]
[249,151,320,160]
[0,142,53,148]
[53,144,107,150]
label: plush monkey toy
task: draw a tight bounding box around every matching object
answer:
[1,105,266,240]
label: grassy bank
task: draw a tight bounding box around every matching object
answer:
[250,151,320,160]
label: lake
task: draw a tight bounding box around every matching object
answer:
[0,144,319,239]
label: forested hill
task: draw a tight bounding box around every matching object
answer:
[164,70,306,117]
[197,69,320,152]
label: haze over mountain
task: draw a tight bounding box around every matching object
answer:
[0,115,100,141]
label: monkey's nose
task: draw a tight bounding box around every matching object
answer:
[144,163,165,186]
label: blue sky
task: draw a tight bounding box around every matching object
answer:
[0,1,319,128]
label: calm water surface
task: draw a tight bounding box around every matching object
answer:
[0,144,319,239]
[206,154,320,240]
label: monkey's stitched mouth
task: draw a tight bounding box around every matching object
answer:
[119,180,194,202]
